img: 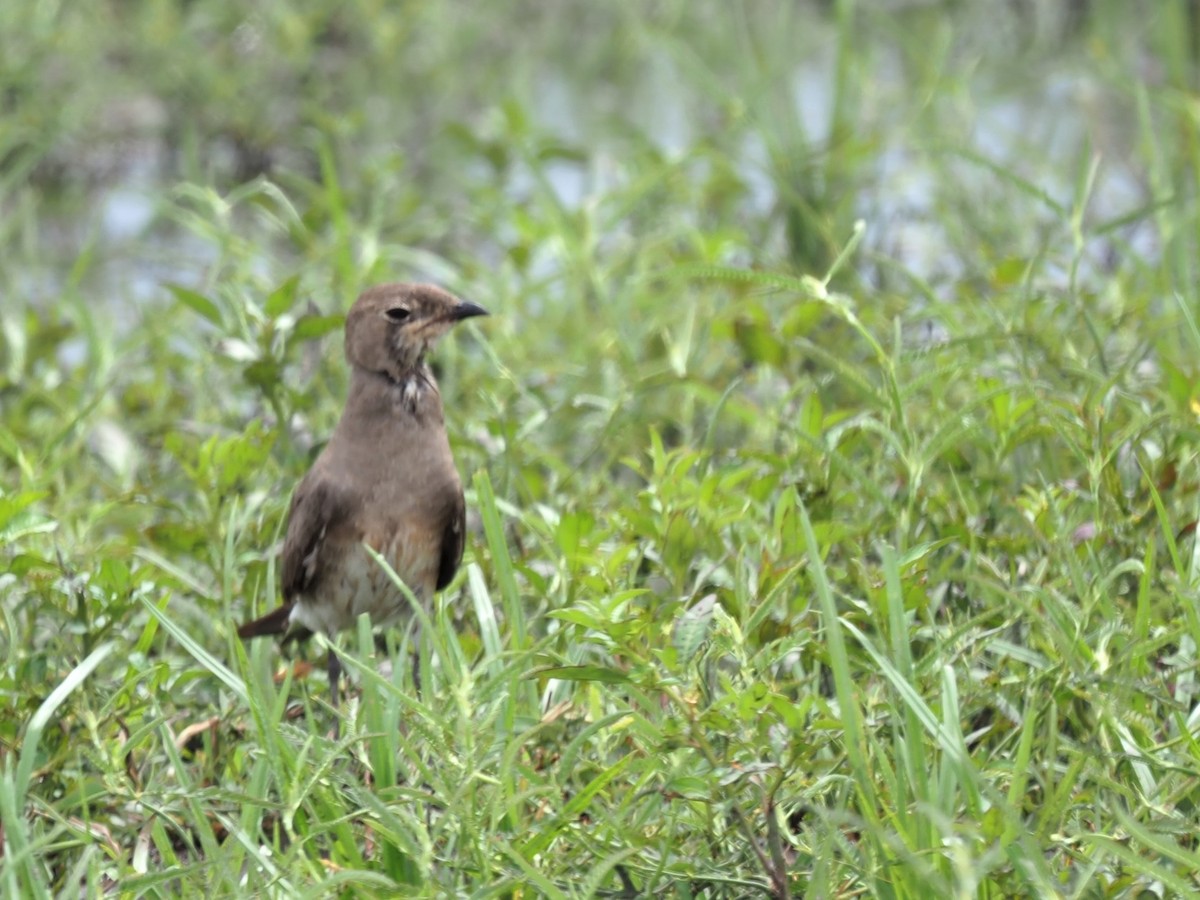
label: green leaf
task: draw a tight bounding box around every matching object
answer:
[672,593,717,664]
[548,608,607,630]
[897,538,952,569]
[7,553,55,576]
[663,776,710,800]
[0,491,46,532]
[731,312,786,367]
[243,359,281,393]
[798,392,823,438]
[211,423,275,493]
[167,284,222,326]
[264,274,301,317]
[15,644,115,801]
[145,522,207,555]
[95,558,132,597]
[141,598,247,704]
[555,509,594,558]
[525,664,630,684]
[292,314,344,342]
[0,491,55,545]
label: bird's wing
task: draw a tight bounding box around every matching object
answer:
[237,475,352,640]
[281,475,353,601]
[435,486,466,591]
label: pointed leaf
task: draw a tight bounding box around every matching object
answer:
[526,664,630,684]
[167,285,222,326]
[264,274,301,317]
[292,314,344,342]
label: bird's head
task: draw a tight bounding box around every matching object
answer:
[344,282,488,380]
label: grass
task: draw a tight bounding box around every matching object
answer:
[3,0,1200,896]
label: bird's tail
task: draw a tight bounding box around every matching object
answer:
[237,603,299,639]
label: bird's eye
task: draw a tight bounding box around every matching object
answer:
[385,307,411,322]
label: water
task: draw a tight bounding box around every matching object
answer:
[17,27,1152,328]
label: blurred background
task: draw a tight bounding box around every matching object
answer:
[4,1,1200,895]
[4,1,1169,312]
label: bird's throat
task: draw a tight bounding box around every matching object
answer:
[350,362,440,419]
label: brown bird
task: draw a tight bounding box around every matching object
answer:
[238,282,488,706]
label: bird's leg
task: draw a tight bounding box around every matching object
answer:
[411,621,422,694]
[327,648,342,706]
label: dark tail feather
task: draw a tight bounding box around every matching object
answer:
[238,604,296,639]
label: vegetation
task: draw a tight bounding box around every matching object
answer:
[3,0,1199,896]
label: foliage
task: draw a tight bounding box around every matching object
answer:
[2,0,1200,896]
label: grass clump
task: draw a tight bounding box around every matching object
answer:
[3,0,1200,896]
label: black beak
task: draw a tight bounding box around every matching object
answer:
[450,300,489,321]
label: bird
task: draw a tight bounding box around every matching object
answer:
[238,282,488,709]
